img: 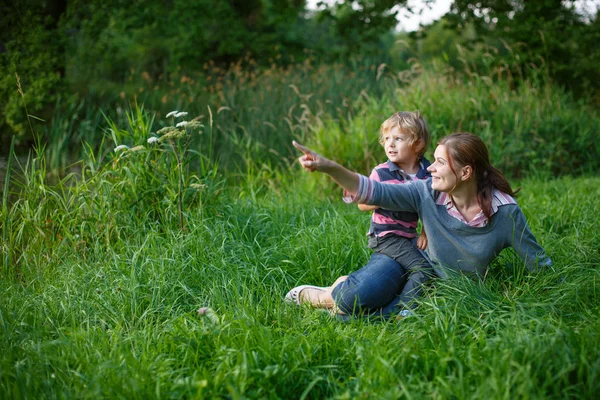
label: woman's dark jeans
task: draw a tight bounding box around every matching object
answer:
[331,252,432,320]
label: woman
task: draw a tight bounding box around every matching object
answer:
[287,132,552,320]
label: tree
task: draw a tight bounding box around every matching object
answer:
[0,0,68,145]
[313,0,433,54]
[446,0,600,98]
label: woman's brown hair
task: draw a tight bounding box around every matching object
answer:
[438,132,518,220]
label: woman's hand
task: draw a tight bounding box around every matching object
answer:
[293,141,332,172]
[292,140,361,194]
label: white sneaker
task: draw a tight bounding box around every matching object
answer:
[284,285,327,305]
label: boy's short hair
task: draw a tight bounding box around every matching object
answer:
[379,111,430,157]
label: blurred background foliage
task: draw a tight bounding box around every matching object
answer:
[1,0,598,173]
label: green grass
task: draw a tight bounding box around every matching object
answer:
[1,59,599,398]
[1,163,599,398]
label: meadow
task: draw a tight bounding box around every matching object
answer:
[1,58,599,399]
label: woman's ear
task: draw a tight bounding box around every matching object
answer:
[461,165,473,181]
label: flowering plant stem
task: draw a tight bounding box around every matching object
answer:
[170,139,185,231]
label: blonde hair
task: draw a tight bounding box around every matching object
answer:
[379,111,430,157]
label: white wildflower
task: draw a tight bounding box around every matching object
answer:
[157,126,177,136]
[147,136,159,144]
[185,120,203,131]
[174,111,188,118]
[166,110,179,118]
[160,129,186,141]
[176,121,188,128]
[114,145,129,152]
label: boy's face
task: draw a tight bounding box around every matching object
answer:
[383,127,418,166]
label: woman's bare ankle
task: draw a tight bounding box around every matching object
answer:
[300,287,334,308]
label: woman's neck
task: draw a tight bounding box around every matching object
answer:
[449,181,481,222]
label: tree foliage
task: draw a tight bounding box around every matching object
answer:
[315,0,403,44]
[0,0,408,144]
[1,0,316,143]
[1,0,599,147]
[446,0,600,98]
[0,1,68,145]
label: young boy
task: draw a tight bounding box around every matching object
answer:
[357,111,433,310]
[285,111,433,316]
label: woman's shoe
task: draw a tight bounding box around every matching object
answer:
[284,285,327,305]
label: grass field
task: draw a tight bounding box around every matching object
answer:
[1,60,599,398]
[2,167,599,398]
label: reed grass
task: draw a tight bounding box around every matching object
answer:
[32,52,599,186]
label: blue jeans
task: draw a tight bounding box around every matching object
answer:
[370,235,433,309]
[331,252,428,320]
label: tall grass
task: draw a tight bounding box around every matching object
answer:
[36,55,395,173]
[1,57,599,398]
[34,53,599,184]
[1,155,599,397]
[309,62,600,180]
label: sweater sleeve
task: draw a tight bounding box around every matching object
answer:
[343,174,423,213]
[510,207,552,272]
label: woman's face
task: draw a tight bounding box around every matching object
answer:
[427,145,458,192]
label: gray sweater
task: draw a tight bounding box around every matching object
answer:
[349,175,552,278]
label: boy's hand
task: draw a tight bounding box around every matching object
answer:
[417,231,428,250]
[293,141,331,172]
[358,204,379,211]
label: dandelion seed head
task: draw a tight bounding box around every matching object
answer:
[147,136,159,144]
[114,145,129,152]
[176,121,189,128]
[166,110,179,118]
[174,111,188,118]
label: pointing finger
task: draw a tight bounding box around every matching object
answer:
[292,140,314,156]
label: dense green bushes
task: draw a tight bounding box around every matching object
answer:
[9,57,597,185]
[0,9,67,145]
[0,0,394,144]
[447,0,600,100]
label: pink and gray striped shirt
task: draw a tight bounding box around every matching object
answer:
[357,159,431,239]
[435,190,516,227]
